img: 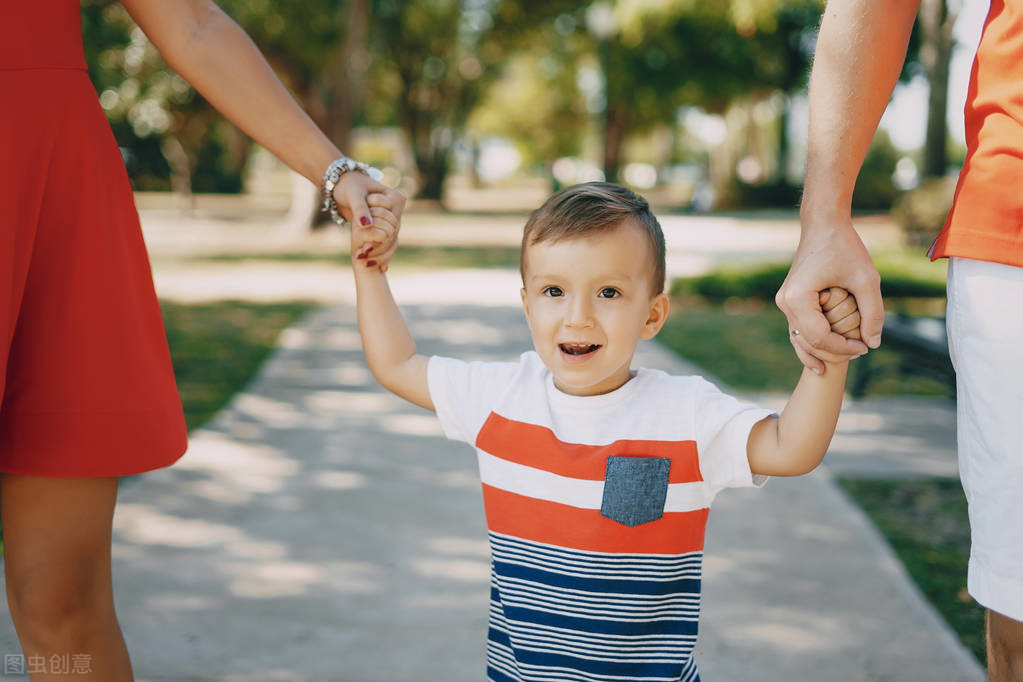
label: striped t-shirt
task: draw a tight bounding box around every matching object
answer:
[428,351,774,682]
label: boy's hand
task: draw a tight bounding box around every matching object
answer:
[352,191,400,272]
[820,287,862,340]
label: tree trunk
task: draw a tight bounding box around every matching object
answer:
[777,96,791,184]
[919,0,958,178]
[603,104,629,183]
[161,135,194,211]
[327,0,369,154]
[404,102,451,200]
[415,150,449,200]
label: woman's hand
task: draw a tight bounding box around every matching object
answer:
[351,191,402,272]
[337,175,405,267]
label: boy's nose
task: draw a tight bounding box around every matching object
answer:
[565,297,594,328]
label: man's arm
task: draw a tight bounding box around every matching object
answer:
[351,205,433,411]
[777,0,921,373]
[119,0,404,233]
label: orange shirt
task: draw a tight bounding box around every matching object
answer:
[931,0,1023,266]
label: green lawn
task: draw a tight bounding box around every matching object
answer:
[161,300,314,430]
[201,245,521,270]
[657,297,951,397]
[839,479,983,663]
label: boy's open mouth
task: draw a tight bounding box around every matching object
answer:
[559,342,601,356]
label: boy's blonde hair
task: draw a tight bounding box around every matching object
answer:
[520,182,666,294]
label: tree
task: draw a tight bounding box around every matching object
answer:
[468,18,589,173]
[369,0,579,200]
[588,0,824,184]
[918,0,959,178]
[82,0,375,221]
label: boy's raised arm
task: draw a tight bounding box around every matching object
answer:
[746,288,859,476]
[746,362,848,476]
[351,201,433,412]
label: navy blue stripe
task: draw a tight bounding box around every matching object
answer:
[512,647,687,679]
[489,625,513,648]
[502,602,700,638]
[495,560,702,597]
[486,664,520,682]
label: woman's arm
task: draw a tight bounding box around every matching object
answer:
[119,0,399,228]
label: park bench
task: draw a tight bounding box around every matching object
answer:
[850,314,956,399]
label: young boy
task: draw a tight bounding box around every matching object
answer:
[353,182,859,682]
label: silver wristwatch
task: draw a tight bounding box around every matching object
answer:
[321,156,384,225]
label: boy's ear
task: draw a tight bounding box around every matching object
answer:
[640,293,670,340]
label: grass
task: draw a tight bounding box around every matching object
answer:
[201,245,521,269]
[657,296,952,397]
[838,478,984,664]
[161,300,314,430]
[670,251,947,303]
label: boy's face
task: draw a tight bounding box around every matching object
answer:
[520,219,670,396]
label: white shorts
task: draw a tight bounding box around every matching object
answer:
[947,256,1023,621]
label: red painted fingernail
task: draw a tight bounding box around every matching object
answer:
[360,216,372,226]
[366,260,377,267]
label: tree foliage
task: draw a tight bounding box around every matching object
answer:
[367,0,580,199]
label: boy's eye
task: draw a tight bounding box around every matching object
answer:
[543,286,564,297]
[599,287,620,299]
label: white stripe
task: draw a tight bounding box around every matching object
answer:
[479,450,603,508]
[499,588,698,618]
[491,530,705,561]
[493,554,702,582]
[509,635,691,659]
[491,552,702,580]
[488,539,703,572]
[500,628,694,656]
[497,599,700,624]
[493,616,696,645]
[486,645,685,682]
[497,576,700,611]
[490,551,702,580]
[478,451,715,512]
[510,641,687,665]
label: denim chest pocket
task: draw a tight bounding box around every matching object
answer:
[600,456,671,527]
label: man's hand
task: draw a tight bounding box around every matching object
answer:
[351,191,400,272]
[776,218,882,373]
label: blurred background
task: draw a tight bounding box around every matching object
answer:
[65,0,989,677]
[84,0,978,225]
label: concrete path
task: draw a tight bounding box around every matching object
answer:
[0,269,982,681]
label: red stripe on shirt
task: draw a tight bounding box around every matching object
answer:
[482,484,708,555]
[476,413,703,484]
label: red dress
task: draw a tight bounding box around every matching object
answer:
[0,1,188,475]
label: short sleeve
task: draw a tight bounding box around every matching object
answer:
[692,378,776,492]
[427,356,519,445]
